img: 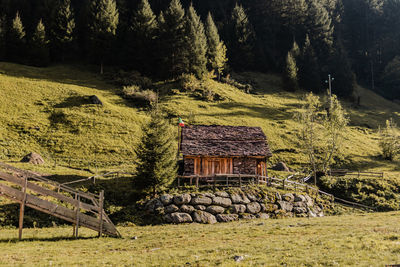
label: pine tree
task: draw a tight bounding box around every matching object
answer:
[298,35,321,92]
[306,0,334,59]
[88,0,119,74]
[7,12,26,64]
[129,0,157,74]
[185,5,207,79]
[30,19,50,67]
[0,15,6,60]
[51,0,75,61]
[205,12,227,80]
[229,3,256,71]
[284,41,300,91]
[158,0,187,78]
[134,110,178,195]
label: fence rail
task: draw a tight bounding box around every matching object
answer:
[330,169,384,179]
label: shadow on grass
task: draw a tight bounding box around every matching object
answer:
[0,235,98,243]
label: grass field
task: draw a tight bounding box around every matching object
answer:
[1,212,400,266]
[0,62,399,178]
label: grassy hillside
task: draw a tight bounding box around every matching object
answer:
[1,212,400,266]
[0,62,399,178]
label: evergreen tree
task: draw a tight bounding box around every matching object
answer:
[88,0,119,74]
[51,0,75,61]
[129,0,157,74]
[7,12,26,64]
[205,12,227,80]
[381,56,400,100]
[284,41,300,91]
[158,0,187,78]
[327,41,356,98]
[30,19,50,67]
[229,3,256,71]
[306,0,334,60]
[298,35,321,92]
[185,5,207,79]
[0,15,6,60]
[134,110,177,195]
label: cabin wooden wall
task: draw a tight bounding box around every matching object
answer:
[183,156,267,176]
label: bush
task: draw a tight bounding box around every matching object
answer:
[379,119,400,160]
[179,73,202,92]
[319,176,400,211]
[122,85,157,107]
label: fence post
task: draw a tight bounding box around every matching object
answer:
[18,177,28,240]
[98,190,104,237]
[239,174,242,188]
[74,194,80,238]
[196,175,199,188]
[282,179,285,190]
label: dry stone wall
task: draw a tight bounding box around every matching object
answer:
[143,190,326,224]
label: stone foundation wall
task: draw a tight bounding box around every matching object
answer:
[143,190,326,224]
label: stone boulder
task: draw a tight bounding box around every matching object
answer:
[241,214,256,220]
[170,212,193,224]
[216,214,239,223]
[164,204,179,214]
[193,211,217,224]
[257,213,270,219]
[246,193,259,202]
[271,162,290,172]
[293,207,307,214]
[304,195,314,207]
[246,202,261,214]
[180,205,196,214]
[89,95,103,105]
[215,191,230,198]
[145,199,163,212]
[160,194,173,205]
[230,193,243,204]
[277,201,293,212]
[194,205,206,211]
[21,152,45,165]
[191,196,212,206]
[230,204,246,214]
[282,193,294,202]
[294,194,306,202]
[212,196,232,207]
[206,205,225,215]
[174,194,191,206]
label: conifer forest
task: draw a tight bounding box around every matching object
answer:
[0,0,400,100]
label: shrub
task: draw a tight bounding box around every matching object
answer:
[179,73,202,92]
[122,86,157,107]
[379,118,400,160]
[108,70,153,88]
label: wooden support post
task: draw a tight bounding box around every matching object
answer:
[257,175,259,185]
[195,175,199,188]
[18,177,28,240]
[190,177,193,186]
[226,176,229,187]
[98,190,104,237]
[74,194,80,238]
[239,174,242,188]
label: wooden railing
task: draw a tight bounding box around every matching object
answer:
[0,170,121,239]
[329,169,384,179]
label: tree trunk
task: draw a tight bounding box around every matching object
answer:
[100,61,104,75]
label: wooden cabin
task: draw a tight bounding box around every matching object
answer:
[180,125,272,177]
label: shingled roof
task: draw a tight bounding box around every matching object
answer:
[181,125,272,157]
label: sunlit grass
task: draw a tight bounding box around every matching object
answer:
[1,212,400,266]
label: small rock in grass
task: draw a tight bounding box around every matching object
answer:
[234,256,244,262]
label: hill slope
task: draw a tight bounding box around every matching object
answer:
[0,62,399,177]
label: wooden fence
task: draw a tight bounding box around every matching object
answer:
[0,170,121,239]
[329,169,384,179]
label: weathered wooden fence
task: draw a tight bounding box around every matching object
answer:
[329,169,384,179]
[0,171,121,240]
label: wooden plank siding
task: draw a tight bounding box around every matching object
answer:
[186,156,267,177]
